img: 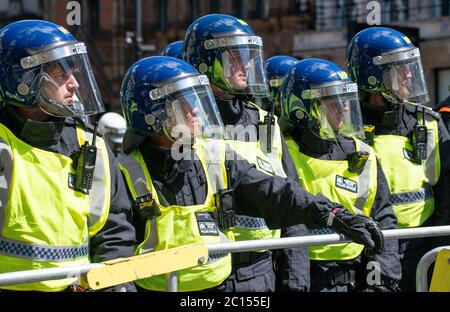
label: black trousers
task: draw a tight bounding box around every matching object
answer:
[398,237,432,292]
[209,251,275,292]
[310,261,359,292]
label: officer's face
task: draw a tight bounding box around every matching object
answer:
[185,106,202,136]
[223,50,251,90]
[323,98,349,131]
[43,63,80,104]
[168,97,202,137]
[386,64,413,100]
[398,66,413,99]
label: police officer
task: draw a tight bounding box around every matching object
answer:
[264,55,299,117]
[98,112,127,155]
[280,58,401,292]
[161,40,184,59]
[0,20,135,291]
[346,27,450,291]
[118,56,384,292]
[265,55,315,291]
[183,14,310,291]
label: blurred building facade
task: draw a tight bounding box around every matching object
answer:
[1,0,449,111]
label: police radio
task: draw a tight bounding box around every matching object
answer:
[134,193,161,219]
[260,98,276,153]
[413,107,428,161]
[263,114,275,153]
[347,151,369,174]
[216,189,236,230]
[215,159,236,230]
[413,125,427,160]
[74,123,98,194]
[363,124,375,146]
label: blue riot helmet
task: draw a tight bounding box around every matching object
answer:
[280,58,364,141]
[120,56,225,143]
[0,20,105,118]
[346,27,429,105]
[161,41,183,60]
[264,55,299,115]
[184,14,269,98]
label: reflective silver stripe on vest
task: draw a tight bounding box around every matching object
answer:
[83,131,107,228]
[120,154,159,253]
[264,128,287,177]
[119,154,152,198]
[202,143,230,262]
[424,119,439,185]
[389,187,433,205]
[210,231,231,263]
[0,237,88,261]
[234,215,267,229]
[0,138,13,235]
[202,141,226,192]
[257,107,287,178]
[353,140,371,213]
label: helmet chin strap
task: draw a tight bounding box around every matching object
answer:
[211,83,234,100]
[38,95,75,119]
[234,94,252,102]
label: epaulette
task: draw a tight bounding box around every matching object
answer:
[65,117,97,133]
[243,100,261,112]
[404,103,441,121]
[419,105,441,121]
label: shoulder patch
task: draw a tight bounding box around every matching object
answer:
[335,175,357,193]
[196,212,219,236]
[256,156,274,175]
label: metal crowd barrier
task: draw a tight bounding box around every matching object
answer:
[416,246,450,292]
[1,225,450,291]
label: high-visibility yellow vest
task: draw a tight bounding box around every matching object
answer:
[372,111,440,228]
[285,136,377,260]
[0,123,110,291]
[226,103,283,245]
[118,139,233,291]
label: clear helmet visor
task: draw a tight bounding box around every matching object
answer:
[36,51,105,118]
[214,46,269,97]
[163,84,225,142]
[310,91,364,141]
[382,57,429,104]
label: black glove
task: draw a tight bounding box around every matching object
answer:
[326,208,384,256]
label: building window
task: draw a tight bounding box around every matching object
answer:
[234,0,247,19]
[256,0,269,19]
[316,0,347,30]
[437,68,450,104]
[443,0,450,16]
[160,0,168,31]
[190,0,199,21]
[0,0,42,25]
[208,0,221,12]
[89,0,99,34]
